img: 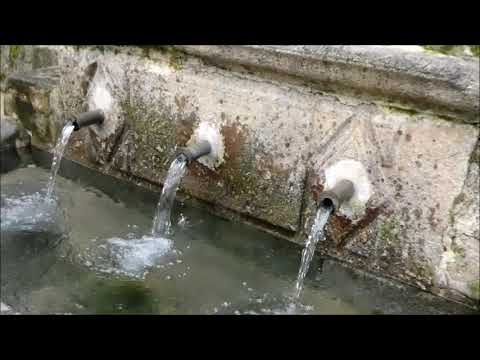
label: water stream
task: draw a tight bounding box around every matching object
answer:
[46,124,75,199]
[79,155,189,279]
[294,205,333,299]
[151,155,188,236]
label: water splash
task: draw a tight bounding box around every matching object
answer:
[46,124,75,199]
[0,302,13,312]
[81,235,173,279]
[108,236,172,274]
[0,192,56,230]
[212,293,315,315]
[294,205,333,299]
[75,155,187,279]
[151,156,188,236]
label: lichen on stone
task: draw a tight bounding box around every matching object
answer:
[422,45,479,58]
[470,45,480,57]
[9,45,22,64]
[385,105,420,117]
[467,280,480,300]
[452,192,466,207]
[139,46,186,70]
[469,140,480,166]
[378,218,400,245]
[451,242,466,260]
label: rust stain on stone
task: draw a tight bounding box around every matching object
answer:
[311,178,324,201]
[187,161,222,183]
[327,215,352,245]
[327,206,385,250]
[175,113,196,146]
[221,122,247,160]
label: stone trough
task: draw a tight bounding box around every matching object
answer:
[1,45,478,307]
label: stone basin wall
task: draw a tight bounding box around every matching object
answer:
[1,45,478,307]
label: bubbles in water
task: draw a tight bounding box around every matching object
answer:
[1,192,54,229]
[177,213,190,228]
[82,235,173,279]
[212,292,315,315]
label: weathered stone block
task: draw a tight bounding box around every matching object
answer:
[5,67,62,147]
[303,106,479,303]
[108,54,312,231]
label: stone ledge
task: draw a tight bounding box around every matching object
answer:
[6,66,61,91]
[175,45,480,123]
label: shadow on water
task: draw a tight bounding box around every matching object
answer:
[80,278,158,314]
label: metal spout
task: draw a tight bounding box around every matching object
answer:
[317,179,355,212]
[71,109,104,131]
[178,141,212,163]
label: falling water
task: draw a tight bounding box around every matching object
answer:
[151,155,188,236]
[294,205,333,299]
[77,154,187,279]
[46,124,75,199]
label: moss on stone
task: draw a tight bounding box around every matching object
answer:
[385,104,470,126]
[469,140,480,166]
[409,260,435,284]
[452,192,466,207]
[168,50,185,70]
[385,105,420,117]
[470,45,480,57]
[422,45,480,58]
[434,114,465,124]
[139,46,186,70]
[451,242,466,259]
[422,45,456,55]
[71,45,111,54]
[467,280,480,300]
[349,199,365,215]
[9,45,22,64]
[448,206,456,227]
[378,219,400,244]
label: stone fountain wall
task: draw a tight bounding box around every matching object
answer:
[1,45,478,307]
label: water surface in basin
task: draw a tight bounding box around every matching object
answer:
[0,154,473,314]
